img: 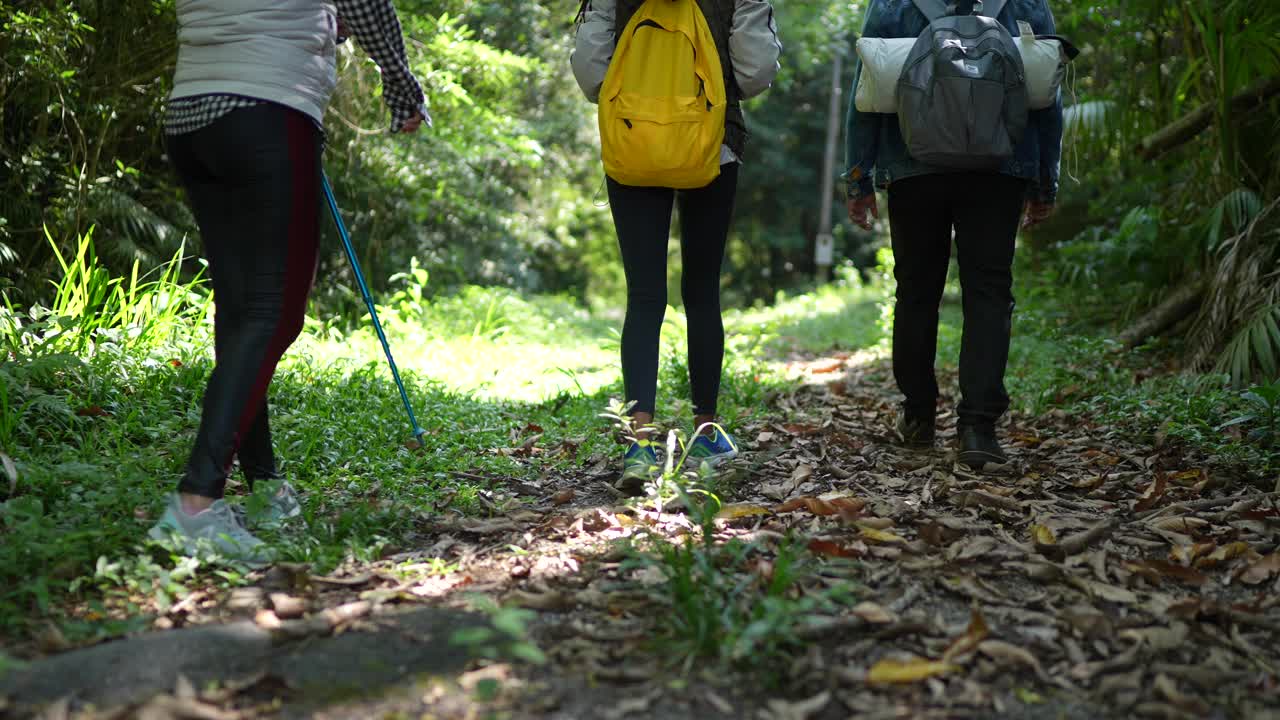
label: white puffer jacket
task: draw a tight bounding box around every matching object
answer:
[171,0,339,125]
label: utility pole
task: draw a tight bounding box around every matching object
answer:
[815,47,844,284]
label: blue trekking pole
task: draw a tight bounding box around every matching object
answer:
[321,172,427,444]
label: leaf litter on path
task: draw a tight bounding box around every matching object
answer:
[27,353,1280,720]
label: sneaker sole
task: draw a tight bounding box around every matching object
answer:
[691,449,739,469]
[897,436,936,450]
[958,450,1010,471]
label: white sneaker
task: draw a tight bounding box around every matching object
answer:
[148,494,274,566]
[244,479,303,528]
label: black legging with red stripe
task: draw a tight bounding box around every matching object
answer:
[166,103,321,499]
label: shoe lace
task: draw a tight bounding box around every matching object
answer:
[204,503,259,544]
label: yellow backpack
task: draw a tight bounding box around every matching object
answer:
[599,0,727,189]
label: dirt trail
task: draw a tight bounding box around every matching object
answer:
[5,355,1280,719]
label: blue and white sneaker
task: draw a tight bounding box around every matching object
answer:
[617,440,659,496]
[687,428,740,468]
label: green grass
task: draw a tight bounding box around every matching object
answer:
[0,234,808,640]
[1,235,1275,647]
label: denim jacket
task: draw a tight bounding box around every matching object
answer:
[844,0,1065,203]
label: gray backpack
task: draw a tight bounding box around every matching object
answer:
[897,0,1029,170]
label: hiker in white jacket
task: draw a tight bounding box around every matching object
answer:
[150,0,428,563]
[571,0,781,493]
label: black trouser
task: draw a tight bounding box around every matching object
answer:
[166,104,322,499]
[607,163,739,418]
[886,172,1027,428]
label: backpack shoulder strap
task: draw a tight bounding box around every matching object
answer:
[979,0,1009,19]
[910,0,949,21]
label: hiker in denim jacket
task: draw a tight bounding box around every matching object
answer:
[846,0,1064,214]
[845,0,1066,468]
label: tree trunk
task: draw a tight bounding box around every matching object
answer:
[1138,76,1280,160]
[1117,279,1207,348]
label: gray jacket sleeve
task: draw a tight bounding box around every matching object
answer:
[731,0,781,99]
[571,0,616,104]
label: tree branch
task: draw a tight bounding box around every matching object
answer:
[1137,75,1280,160]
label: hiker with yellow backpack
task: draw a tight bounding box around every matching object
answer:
[572,0,781,493]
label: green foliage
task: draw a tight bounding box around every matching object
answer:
[0,231,803,640]
[1038,0,1280,377]
[0,1,183,303]
[730,1,873,302]
[1217,303,1280,385]
[604,415,856,680]
[450,596,547,666]
[1,229,211,357]
[320,4,614,302]
[1219,379,1280,448]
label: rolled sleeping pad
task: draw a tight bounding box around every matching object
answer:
[854,23,1078,113]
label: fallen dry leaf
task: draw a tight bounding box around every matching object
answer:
[1148,516,1210,533]
[866,657,958,685]
[942,608,990,664]
[762,691,831,720]
[1120,622,1190,652]
[1132,559,1207,586]
[807,538,865,559]
[952,490,1022,513]
[1239,553,1280,585]
[978,639,1047,679]
[1195,541,1253,569]
[551,489,576,506]
[1061,604,1114,639]
[1080,579,1139,604]
[948,536,1000,561]
[310,572,373,587]
[457,518,520,535]
[268,593,308,619]
[775,495,867,518]
[1135,473,1168,512]
[507,588,572,611]
[808,358,846,374]
[717,503,772,520]
[858,526,906,544]
[1030,524,1057,546]
[254,609,281,629]
[1153,673,1212,715]
[852,602,896,625]
[1169,542,1216,566]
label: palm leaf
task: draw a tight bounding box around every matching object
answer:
[1217,303,1280,384]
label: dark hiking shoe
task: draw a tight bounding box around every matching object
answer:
[957,426,1009,470]
[895,409,936,449]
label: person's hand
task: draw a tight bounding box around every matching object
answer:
[1022,200,1054,230]
[847,193,879,231]
[399,111,426,134]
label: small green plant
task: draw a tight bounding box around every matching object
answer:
[611,410,853,682]
[1219,379,1280,448]
[449,596,547,666]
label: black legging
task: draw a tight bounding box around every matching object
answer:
[606,163,739,417]
[166,103,322,499]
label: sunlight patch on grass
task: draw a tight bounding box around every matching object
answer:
[727,281,883,357]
